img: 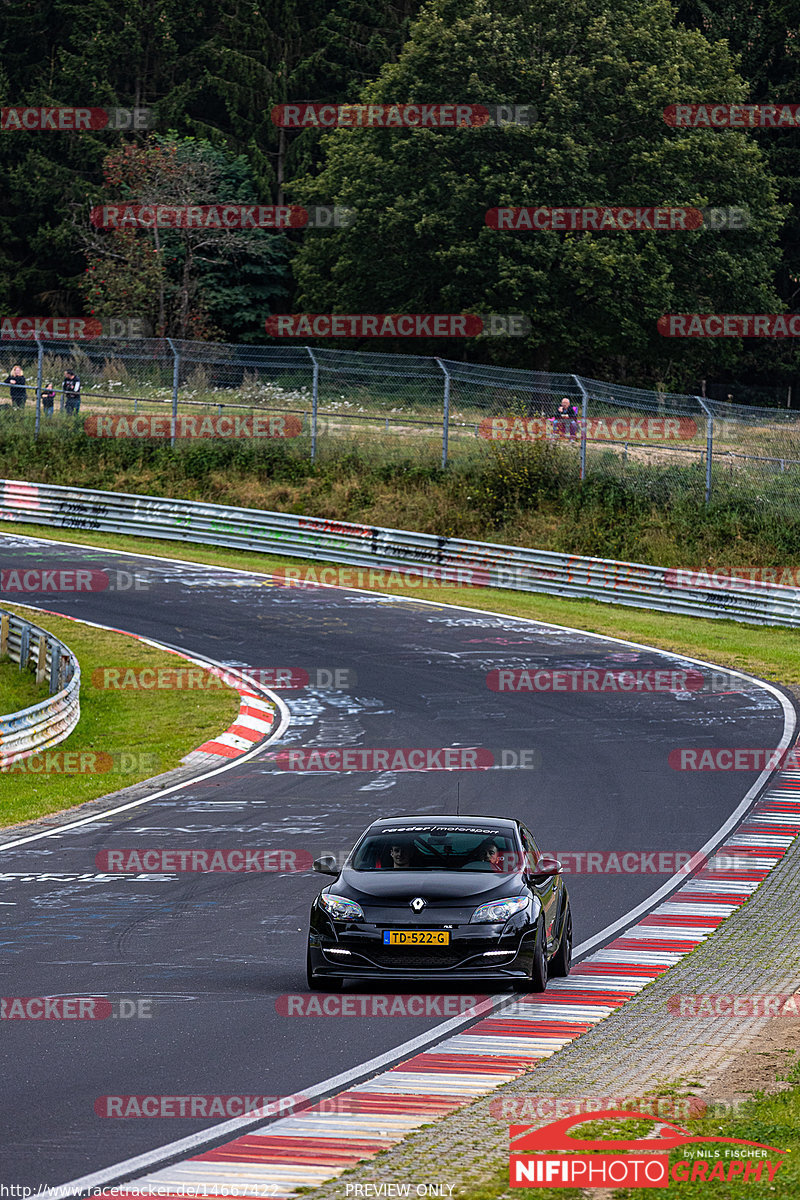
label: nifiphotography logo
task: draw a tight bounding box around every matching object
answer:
[509,1110,786,1188]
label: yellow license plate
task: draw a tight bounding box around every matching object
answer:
[383,930,450,945]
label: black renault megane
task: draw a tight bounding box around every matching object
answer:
[306,814,572,991]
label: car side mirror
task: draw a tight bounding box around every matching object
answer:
[531,854,562,881]
[312,854,340,876]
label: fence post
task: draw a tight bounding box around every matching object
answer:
[34,336,44,439]
[306,347,319,462]
[696,396,713,505]
[166,337,180,448]
[572,375,589,481]
[435,358,450,468]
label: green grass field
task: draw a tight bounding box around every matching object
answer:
[0,603,240,829]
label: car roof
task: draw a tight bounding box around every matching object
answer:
[366,814,519,831]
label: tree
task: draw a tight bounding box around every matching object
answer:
[290,0,785,384]
[78,135,290,339]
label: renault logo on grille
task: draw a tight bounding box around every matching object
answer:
[410,897,426,913]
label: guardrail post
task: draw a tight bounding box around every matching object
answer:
[573,375,589,481]
[435,358,450,468]
[306,347,319,462]
[166,337,180,448]
[35,635,47,685]
[49,644,61,695]
[34,336,44,439]
[696,396,713,505]
[0,614,8,658]
[19,624,29,672]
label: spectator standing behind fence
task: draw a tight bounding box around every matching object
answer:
[41,384,56,415]
[3,365,27,408]
[553,396,578,442]
[62,369,81,415]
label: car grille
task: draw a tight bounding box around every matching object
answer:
[364,948,469,969]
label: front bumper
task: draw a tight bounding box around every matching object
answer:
[308,924,535,981]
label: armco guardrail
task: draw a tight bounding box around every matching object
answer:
[0,607,80,765]
[2,478,800,628]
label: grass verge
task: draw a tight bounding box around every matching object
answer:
[0,601,240,829]
[0,657,49,713]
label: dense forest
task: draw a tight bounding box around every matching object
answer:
[1,0,799,397]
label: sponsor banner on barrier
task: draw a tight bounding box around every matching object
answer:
[658,314,800,337]
[95,849,312,873]
[669,748,800,770]
[664,103,800,128]
[270,102,536,128]
[83,414,302,439]
[276,994,490,1017]
[486,207,704,232]
[478,416,698,441]
[265,313,530,338]
[264,747,537,771]
[668,994,800,1018]
[487,668,705,693]
[1,106,153,131]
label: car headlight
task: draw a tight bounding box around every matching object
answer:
[470,896,529,924]
[319,893,364,921]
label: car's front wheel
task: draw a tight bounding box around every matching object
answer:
[549,904,572,978]
[513,919,548,993]
[306,947,343,992]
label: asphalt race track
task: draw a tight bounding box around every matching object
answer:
[0,533,793,1188]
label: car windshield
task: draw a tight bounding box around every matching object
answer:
[350,827,522,872]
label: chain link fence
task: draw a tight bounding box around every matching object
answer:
[1,336,799,515]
